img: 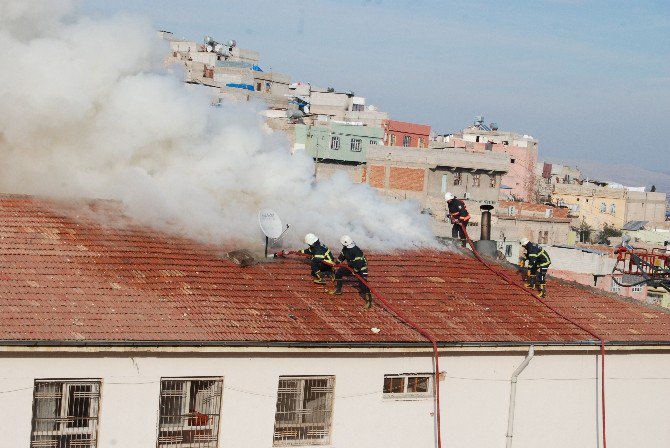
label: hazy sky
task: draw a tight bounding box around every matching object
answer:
[82,0,670,172]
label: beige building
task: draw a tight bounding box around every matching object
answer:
[553,183,667,230]
[365,145,509,237]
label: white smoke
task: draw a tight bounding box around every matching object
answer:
[0,0,438,251]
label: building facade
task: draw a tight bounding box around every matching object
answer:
[382,120,431,148]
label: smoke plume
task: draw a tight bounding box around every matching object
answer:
[0,0,437,251]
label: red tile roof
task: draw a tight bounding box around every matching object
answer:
[0,195,668,345]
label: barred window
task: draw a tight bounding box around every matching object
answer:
[273,376,334,446]
[489,174,497,188]
[350,138,362,152]
[30,379,101,448]
[390,134,396,146]
[402,135,411,147]
[383,374,432,398]
[472,173,481,187]
[330,136,340,150]
[157,378,223,448]
[611,279,621,293]
[453,172,462,186]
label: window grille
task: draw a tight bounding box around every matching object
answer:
[402,135,411,147]
[489,175,496,188]
[330,136,340,150]
[383,374,432,398]
[273,376,334,446]
[350,138,362,152]
[30,380,101,448]
[453,172,462,186]
[390,134,396,146]
[600,202,606,213]
[611,279,621,293]
[632,284,643,293]
[157,378,223,448]
[418,137,424,148]
[472,174,481,187]
[610,203,616,214]
[369,139,378,145]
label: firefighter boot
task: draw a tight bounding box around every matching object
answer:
[329,280,343,295]
[524,272,532,288]
[313,272,326,284]
[363,293,373,310]
[538,284,547,298]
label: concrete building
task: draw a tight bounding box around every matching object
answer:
[440,119,539,202]
[495,201,578,262]
[1,195,670,448]
[535,162,582,202]
[553,183,667,231]
[365,145,509,237]
[382,120,431,148]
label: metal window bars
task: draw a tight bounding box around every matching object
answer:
[30,380,101,448]
[273,376,334,446]
[157,378,223,448]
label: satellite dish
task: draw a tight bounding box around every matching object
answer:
[258,209,290,258]
[258,209,283,239]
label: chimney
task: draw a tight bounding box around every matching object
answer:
[474,204,498,258]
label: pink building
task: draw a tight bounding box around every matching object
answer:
[382,119,431,148]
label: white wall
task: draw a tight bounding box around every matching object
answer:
[0,347,668,448]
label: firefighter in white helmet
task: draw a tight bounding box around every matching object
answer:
[298,233,335,284]
[329,235,373,309]
[519,238,551,297]
[444,192,471,246]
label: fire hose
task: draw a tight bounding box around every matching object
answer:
[278,250,444,448]
[457,223,607,448]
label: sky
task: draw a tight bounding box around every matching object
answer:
[81,0,670,173]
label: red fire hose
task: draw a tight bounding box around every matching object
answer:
[279,251,444,448]
[457,223,607,448]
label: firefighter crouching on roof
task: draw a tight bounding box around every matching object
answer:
[518,237,551,297]
[329,235,373,309]
[299,233,335,284]
[444,192,470,246]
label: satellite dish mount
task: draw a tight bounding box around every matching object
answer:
[258,209,290,258]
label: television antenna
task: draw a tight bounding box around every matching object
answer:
[258,209,290,258]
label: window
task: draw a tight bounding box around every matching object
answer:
[610,203,616,214]
[369,139,378,145]
[383,374,432,398]
[352,104,364,111]
[472,174,481,187]
[350,138,362,152]
[611,279,621,293]
[600,202,606,213]
[273,376,334,446]
[256,82,261,91]
[453,172,462,186]
[30,380,101,448]
[441,174,448,193]
[632,284,643,293]
[505,244,513,257]
[489,175,497,188]
[418,137,424,148]
[390,134,396,146]
[157,378,223,448]
[329,136,340,150]
[510,158,515,164]
[402,135,411,147]
[265,82,271,93]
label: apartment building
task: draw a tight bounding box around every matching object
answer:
[553,183,667,230]
[381,120,431,148]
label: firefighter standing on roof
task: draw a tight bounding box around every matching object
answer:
[299,233,335,284]
[444,192,470,246]
[330,235,373,309]
[519,237,551,297]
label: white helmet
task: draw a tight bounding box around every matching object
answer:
[340,235,355,248]
[519,237,529,246]
[444,192,455,201]
[304,233,318,245]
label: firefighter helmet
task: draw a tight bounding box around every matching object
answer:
[519,237,530,246]
[444,192,455,201]
[304,233,318,245]
[340,235,355,248]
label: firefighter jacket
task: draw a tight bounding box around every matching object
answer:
[447,199,471,223]
[522,243,551,268]
[337,246,368,274]
[300,241,334,264]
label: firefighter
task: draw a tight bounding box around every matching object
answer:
[444,192,471,246]
[518,237,551,297]
[299,233,335,284]
[329,235,373,309]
